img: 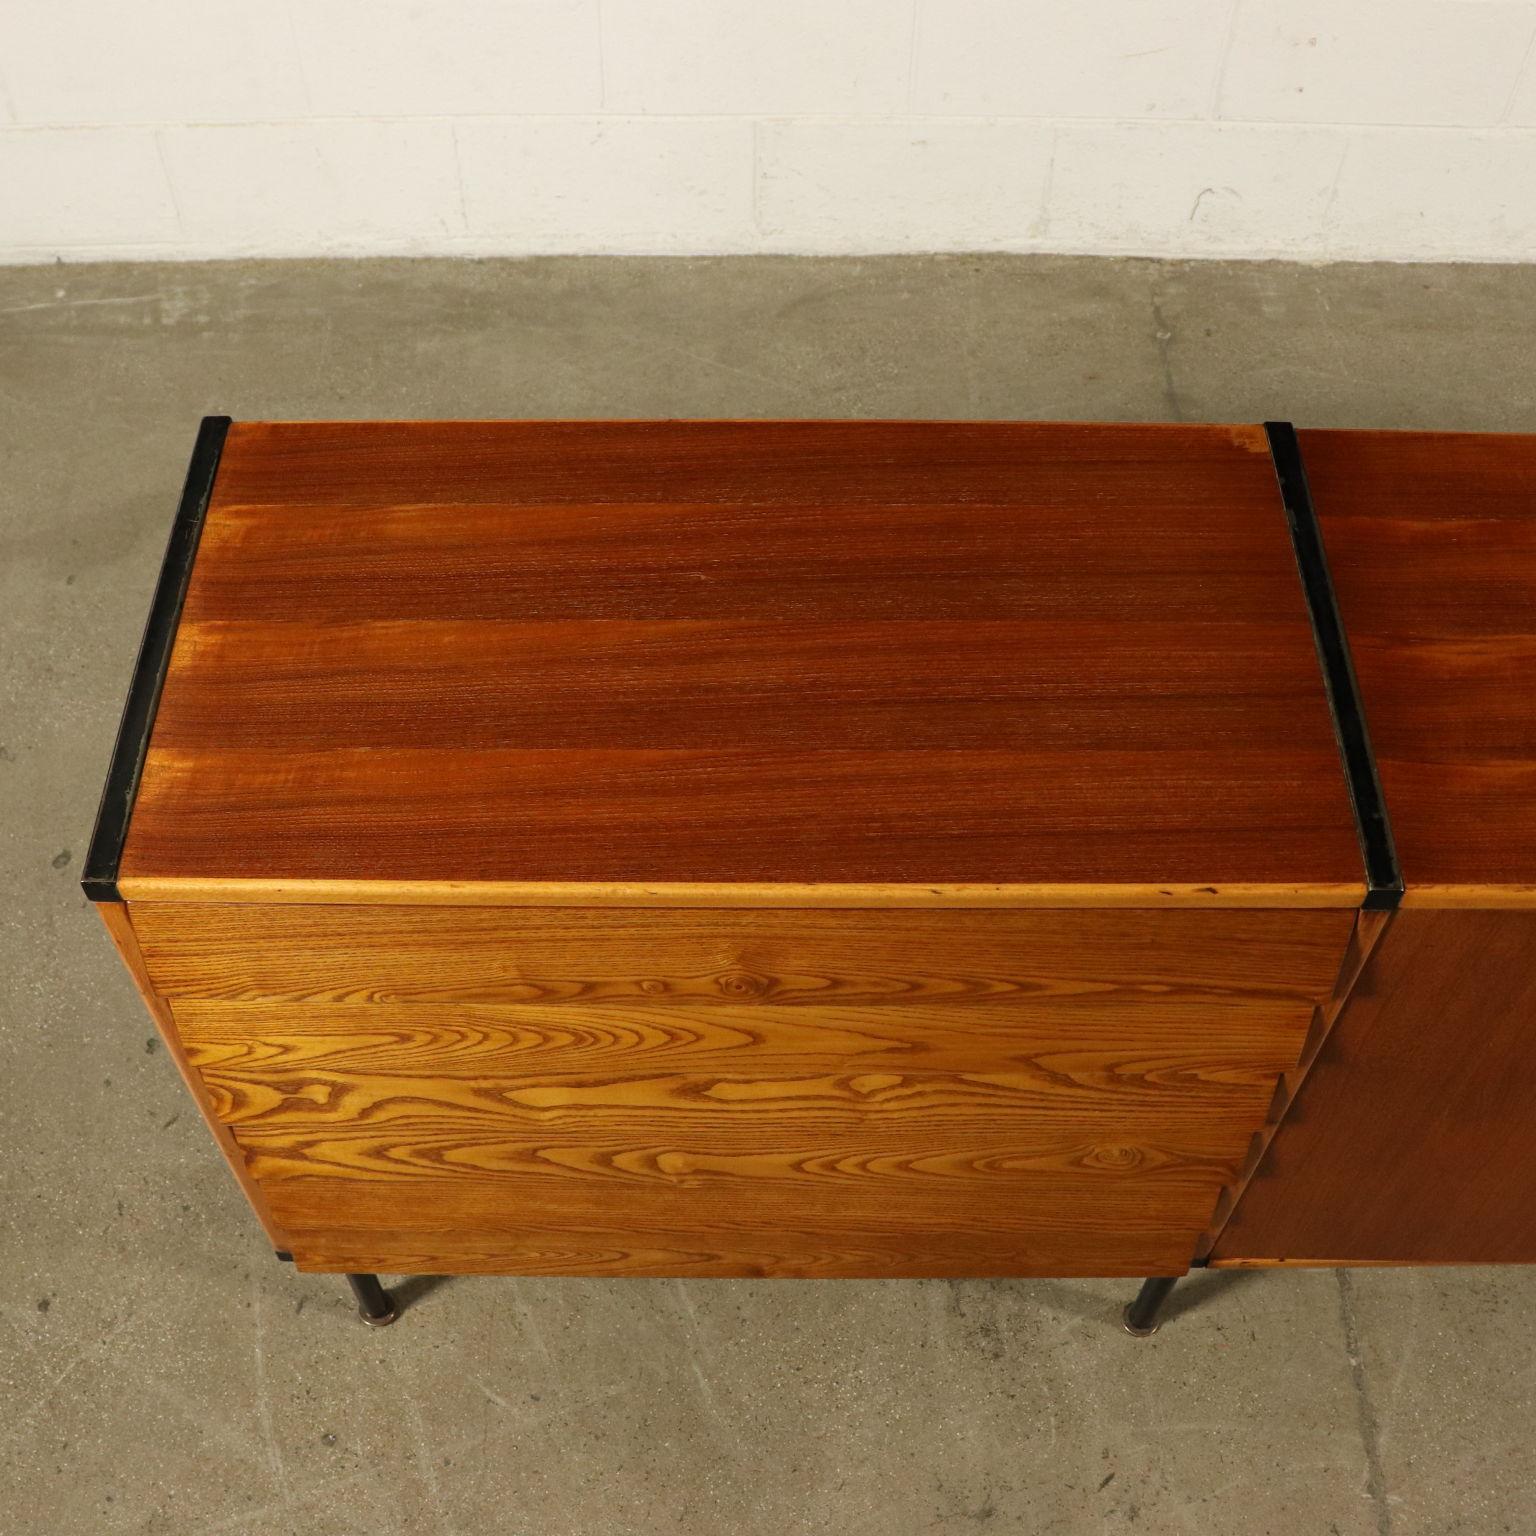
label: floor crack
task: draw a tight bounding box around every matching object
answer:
[1149,282,1183,421]
[1336,1269,1392,1535]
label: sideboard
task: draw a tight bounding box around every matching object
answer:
[84,418,1536,1332]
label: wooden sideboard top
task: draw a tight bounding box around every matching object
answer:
[1304,429,1536,906]
[109,418,1367,906]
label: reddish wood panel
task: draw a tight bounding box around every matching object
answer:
[124,743,1359,889]
[1193,907,1390,1258]
[1303,428,1536,899]
[150,617,1327,753]
[121,419,1361,896]
[1213,910,1536,1265]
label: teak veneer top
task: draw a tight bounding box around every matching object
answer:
[115,419,1367,906]
[1304,429,1536,905]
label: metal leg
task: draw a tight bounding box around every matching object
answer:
[1121,1276,1178,1337]
[346,1272,398,1327]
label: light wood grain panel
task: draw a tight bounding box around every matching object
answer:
[202,1076,1260,1190]
[139,902,1351,1276]
[274,1175,1207,1278]
[132,904,1355,1007]
[173,998,1312,1082]
[94,902,287,1250]
[195,1065,1284,1132]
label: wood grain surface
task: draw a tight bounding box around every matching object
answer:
[95,419,1536,1280]
[129,903,1353,1006]
[94,902,286,1249]
[133,901,1353,1276]
[1195,906,1390,1258]
[1213,910,1536,1265]
[114,877,1361,908]
[119,419,1363,899]
[1303,428,1536,901]
[268,1179,1213,1279]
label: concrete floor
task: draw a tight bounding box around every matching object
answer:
[3,254,1536,1536]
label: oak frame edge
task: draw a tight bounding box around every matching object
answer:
[113,876,1369,908]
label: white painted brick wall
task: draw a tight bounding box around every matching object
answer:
[455,118,757,249]
[0,0,1533,262]
[603,1,912,115]
[911,0,1234,119]
[756,121,1056,249]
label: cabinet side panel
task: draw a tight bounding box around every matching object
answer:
[1195,906,1391,1258]
[95,901,287,1249]
[133,903,1354,1278]
[1213,909,1536,1265]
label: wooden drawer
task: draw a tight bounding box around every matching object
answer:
[133,902,1354,1277]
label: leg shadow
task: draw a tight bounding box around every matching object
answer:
[388,1273,457,1312]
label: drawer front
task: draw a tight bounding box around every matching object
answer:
[132,903,1355,1277]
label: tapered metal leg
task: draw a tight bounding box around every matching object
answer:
[346,1272,398,1327]
[1122,1276,1177,1337]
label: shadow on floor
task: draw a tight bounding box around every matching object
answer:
[388,1273,457,1312]
[1024,1266,1266,1331]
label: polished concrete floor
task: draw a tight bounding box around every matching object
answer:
[3,255,1535,1535]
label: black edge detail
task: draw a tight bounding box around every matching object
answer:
[1265,420,1402,910]
[81,416,231,903]
[275,1251,295,1264]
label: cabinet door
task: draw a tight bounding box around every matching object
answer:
[1213,910,1536,1266]
[130,901,1354,1279]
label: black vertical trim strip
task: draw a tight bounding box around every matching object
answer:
[1265,420,1402,910]
[81,416,232,902]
